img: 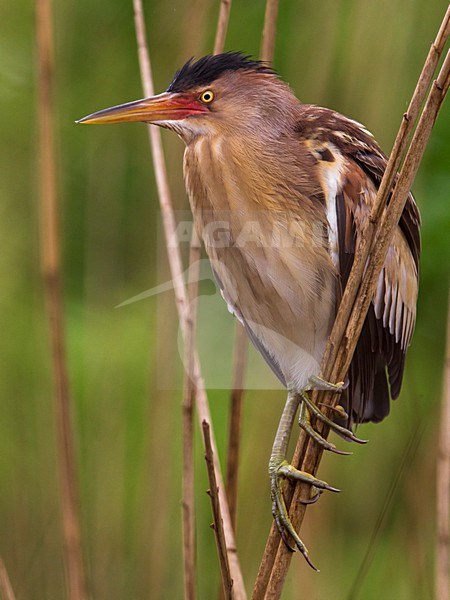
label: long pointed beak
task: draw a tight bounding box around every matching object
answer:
[77,92,207,125]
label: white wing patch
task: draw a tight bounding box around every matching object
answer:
[373,236,418,350]
[316,145,345,270]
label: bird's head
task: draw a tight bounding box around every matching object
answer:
[78,52,298,142]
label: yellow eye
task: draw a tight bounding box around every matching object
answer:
[200,90,214,104]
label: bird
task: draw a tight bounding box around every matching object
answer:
[78,52,420,567]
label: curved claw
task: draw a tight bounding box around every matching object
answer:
[327,445,353,456]
[300,487,322,505]
[301,392,368,445]
[302,550,320,572]
[347,433,368,445]
[298,402,353,454]
[272,500,296,552]
[272,483,319,571]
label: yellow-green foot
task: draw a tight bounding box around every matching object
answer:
[268,389,355,569]
[269,458,339,569]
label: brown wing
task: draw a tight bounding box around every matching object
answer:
[334,128,419,423]
[338,159,419,424]
[297,105,420,424]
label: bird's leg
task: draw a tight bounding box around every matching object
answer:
[269,391,339,569]
[299,376,368,446]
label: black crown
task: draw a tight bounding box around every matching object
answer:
[166,51,275,93]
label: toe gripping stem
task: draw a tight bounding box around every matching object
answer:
[270,470,320,570]
[269,458,339,570]
[299,379,368,451]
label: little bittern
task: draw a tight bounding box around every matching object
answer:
[79,52,420,566]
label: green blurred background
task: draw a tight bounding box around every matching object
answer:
[1,0,449,598]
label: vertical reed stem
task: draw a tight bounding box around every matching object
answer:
[35,1,86,598]
[214,0,232,55]
[0,559,16,600]
[435,290,450,600]
[226,324,248,529]
[260,0,280,63]
[132,2,247,597]
[182,231,201,600]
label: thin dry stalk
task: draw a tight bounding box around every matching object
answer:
[213,7,248,597]
[132,2,247,598]
[181,230,202,600]
[253,10,450,598]
[183,1,234,596]
[181,0,211,58]
[35,2,86,599]
[214,0,232,55]
[203,421,234,598]
[260,0,280,63]
[0,559,16,600]
[226,324,248,528]
[435,290,450,600]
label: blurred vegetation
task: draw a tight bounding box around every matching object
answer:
[1,0,449,598]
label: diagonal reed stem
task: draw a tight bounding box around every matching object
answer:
[322,5,450,379]
[35,1,87,598]
[203,421,235,598]
[132,2,247,598]
[253,8,450,599]
[264,51,450,600]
